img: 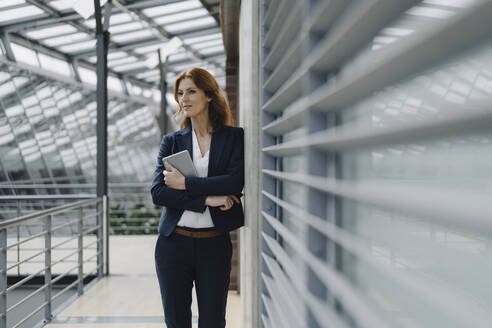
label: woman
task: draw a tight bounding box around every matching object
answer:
[151,67,244,328]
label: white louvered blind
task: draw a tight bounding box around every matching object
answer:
[259,0,492,327]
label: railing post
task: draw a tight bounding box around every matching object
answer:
[103,195,109,276]
[0,229,7,328]
[78,207,84,296]
[16,200,20,276]
[44,215,52,323]
[96,198,105,278]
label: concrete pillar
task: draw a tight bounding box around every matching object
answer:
[238,0,261,326]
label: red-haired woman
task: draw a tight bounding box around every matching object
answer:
[151,67,244,328]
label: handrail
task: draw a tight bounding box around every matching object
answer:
[0,198,100,230]
[0,195,96,201]
[0,196,106,327]
[0,183,149,189]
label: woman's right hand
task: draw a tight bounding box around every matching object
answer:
[205,195,240,211]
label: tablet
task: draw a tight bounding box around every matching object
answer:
[162,150,198,177]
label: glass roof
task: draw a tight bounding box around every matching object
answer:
[0,5,45,24]
[0,0,26,8]
[142,1,202,17]
[165,16,216,33]
[48,0,77,11]
[153,8,209,25]
[0,0,225,94]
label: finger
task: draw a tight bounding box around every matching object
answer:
[166,162,176,171]
[231,195,240,203]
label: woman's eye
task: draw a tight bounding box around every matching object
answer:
[189,90,195,94]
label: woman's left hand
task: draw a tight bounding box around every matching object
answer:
[163,162,185,190]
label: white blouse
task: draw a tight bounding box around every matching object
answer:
[176,128,215,228]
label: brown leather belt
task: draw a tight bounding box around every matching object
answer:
[174,226,221,238]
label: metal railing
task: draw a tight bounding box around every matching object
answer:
[0,183,159,235]
[0,197,106,328]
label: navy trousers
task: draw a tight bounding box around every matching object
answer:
[154,228,232,328]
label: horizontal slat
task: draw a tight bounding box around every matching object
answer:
[261,313,272,328]
[261,294,283,328]
[263,0,352,95]
[261,210,390,328]
[262,169,492,235]
[263,0,280,29]
[310,0,492,113]
[260,255,303,312]
[261,235,351,328]
[263,0,293,49]
[262,106,492,155]
[263,38,303,95]
[262,102,306,135]
[262,190,492,326]
[262,0,419,113]
[310,0,421,72]
[260,254,304,317]
[261,313,271,328]
[261,273,301,327]
[263,0,303,73]
[309,0,351,34]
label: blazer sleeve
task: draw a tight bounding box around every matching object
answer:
[151,134,207,212]
[185,128,244,196]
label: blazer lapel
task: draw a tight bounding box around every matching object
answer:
[208,127,226,176]
[177,124,193,159]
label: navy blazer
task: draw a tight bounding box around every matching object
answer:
[151,124,245,236]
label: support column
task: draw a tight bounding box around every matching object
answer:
[95,0,110,276]
[0,230,7,328]
[158,51,168,138]
[239,0,261,326]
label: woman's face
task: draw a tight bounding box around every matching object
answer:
[177,78,211,119]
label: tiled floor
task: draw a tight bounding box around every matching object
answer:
[44,235,240,328]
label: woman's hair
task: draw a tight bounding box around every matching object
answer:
[173,67,234,132]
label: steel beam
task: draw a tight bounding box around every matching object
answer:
[0,32,16,62]
[158,51,168,138]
